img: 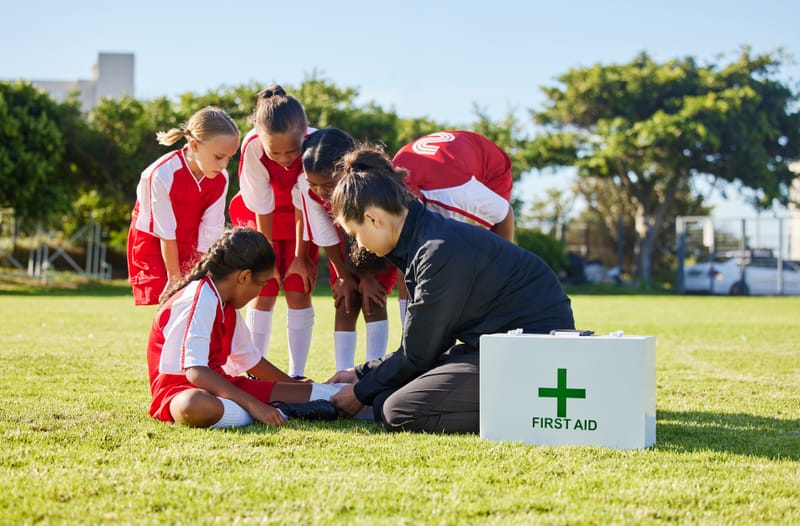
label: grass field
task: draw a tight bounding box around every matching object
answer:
[1,280,798,524]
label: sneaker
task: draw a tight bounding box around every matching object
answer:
[269,400,338,421]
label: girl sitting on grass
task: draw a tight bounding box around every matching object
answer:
[147,227,342,429]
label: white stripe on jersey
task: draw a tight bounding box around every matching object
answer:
[297,177,340,247]
[238,129,277,215]
[419,176,510,228]
[158,279,262,377]
[134,151,185,239]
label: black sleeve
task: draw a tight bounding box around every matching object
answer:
[353,240,472,404]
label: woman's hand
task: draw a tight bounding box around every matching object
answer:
[326,368,358,384]
[331,385,364,418]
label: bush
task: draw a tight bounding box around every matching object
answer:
[514,228,568,273]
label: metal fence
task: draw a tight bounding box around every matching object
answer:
[675,215,799,295]
[1,210,112,284]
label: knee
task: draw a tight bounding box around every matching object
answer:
[379,394,425,433]
[169,389,223,428]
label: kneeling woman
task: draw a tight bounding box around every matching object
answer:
[328,146,575,433]
[147,227,342,428]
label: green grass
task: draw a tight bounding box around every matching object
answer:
[1,280,798,524]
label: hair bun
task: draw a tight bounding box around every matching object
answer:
[260,85,286,99]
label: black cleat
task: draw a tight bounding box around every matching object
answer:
[270,400,338,421]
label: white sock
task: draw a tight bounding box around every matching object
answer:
[246,308,274,359]
[310,382,349,401]
[398,299,408,327]
[287,306,314,377]
[210,397,253,429]
[334,331,357,371]
[365,320,389,361]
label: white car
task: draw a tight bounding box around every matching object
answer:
[683,257,800,295]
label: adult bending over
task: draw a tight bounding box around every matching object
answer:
[327,146,575,433]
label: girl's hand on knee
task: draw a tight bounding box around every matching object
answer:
[358,275,387,315]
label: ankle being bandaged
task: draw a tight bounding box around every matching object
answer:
[310,382,350,401]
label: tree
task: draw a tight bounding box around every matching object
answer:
[573,176,710,284]
[528,49,800,287]
[523,187,576,236]
[0,81,76,225]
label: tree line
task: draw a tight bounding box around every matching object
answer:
[1,49,797,287]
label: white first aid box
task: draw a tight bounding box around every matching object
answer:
[479,333,656,450]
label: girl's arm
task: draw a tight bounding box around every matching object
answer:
[160,238,182,286]
[255,213,273,244]
[285,208,318,293]
[491,208,515,242]
[185,365,285,426]
[196,174,229,253]
[247,358,294,382]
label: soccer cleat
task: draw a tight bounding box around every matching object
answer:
[269,400,338,421]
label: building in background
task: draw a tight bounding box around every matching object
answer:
[25,52,134,112]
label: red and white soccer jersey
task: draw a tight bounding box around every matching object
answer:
[127,148,229,305]
[298,177,396,291]
[147,277,275,422]
[297,177,341,248]
[392,130,512,229]
[231,128,310,240]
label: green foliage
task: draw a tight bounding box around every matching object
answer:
[529,49,800,286]
[0,82,74,225]
[0,291,798,524]
[514,228,568,273]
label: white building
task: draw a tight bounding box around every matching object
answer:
[25,52,134,112]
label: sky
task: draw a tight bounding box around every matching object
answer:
[3,0,799,219]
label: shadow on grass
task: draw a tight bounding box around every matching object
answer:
[220,418,385,437]
[656,410,800,460]
[563,283,676,296]
[0,277,135,297]
[0,276,339,298]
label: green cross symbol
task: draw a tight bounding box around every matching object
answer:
[538,368,586,418]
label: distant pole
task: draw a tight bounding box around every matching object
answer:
[617,216,624,275]
[676,217,686,294]
[707,219,716,293]
[739,219,747,289]
[777,218,784,295]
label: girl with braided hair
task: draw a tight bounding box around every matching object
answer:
[128,106,240,306]
[298,128,396,373]
[147,227,340,429]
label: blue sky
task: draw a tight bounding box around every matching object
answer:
[3,0,799,217]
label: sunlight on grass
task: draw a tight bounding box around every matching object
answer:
[1,285,798,524]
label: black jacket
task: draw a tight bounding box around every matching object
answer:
[354,200,574,405]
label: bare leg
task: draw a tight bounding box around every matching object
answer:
[169,389,223,428]
[268,382,313,403]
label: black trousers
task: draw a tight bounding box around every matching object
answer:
[371,344,480,434]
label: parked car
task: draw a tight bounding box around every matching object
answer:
[684,256,800,295]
